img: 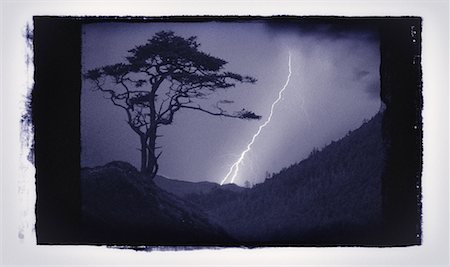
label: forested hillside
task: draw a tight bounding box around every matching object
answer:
[185,112,385,245]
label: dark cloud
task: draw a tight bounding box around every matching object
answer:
[365,79,381,98]
[352,69,379,99]
[263,17,379,41]
[354,70,370,81]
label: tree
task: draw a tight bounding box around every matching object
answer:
[84,31,261,179]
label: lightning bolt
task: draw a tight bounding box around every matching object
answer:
[220,52,292,185]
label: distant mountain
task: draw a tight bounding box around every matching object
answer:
[80,161,232,245]
[184,112,385,245]
[154,175,247,198]
[153,176,218,197]
[220,183,247,193]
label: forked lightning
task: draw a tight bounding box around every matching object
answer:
[220,52,293,185]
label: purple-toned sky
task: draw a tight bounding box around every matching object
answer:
[81,20,381,186]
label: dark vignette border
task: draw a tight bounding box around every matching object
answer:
[32,16,422,247]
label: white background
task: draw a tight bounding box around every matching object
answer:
[1,1,449,266]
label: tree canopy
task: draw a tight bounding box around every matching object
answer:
[85,31,261,178]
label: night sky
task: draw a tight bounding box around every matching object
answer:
[81,20,381,186]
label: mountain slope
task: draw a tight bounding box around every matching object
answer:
[80,161,232,245]
[186,112,385,245]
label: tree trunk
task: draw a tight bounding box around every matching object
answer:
[145,89,159,180]
[147,147,158,179]
[139,134,148,174]
[146,126,158,179]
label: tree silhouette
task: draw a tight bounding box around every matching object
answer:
[84,31,261,179]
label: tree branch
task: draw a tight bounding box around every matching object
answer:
[179,104,256,119]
